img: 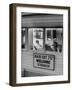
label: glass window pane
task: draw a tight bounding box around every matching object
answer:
[47,30,51,39]
[45,28,54,51]
[33,28,43,50]
[45,28,63,52]
[53,30,56,39]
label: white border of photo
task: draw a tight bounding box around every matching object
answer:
[16,7,68,83]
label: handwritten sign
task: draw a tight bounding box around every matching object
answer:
[33,53,55,70]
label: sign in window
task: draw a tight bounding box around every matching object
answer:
[33,53,55,70]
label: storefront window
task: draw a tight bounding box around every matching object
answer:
[45,28,63,52]
[45,29,54,51]
[33,28,43,50]
[21,28,63,52]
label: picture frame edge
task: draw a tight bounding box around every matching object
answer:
[9,3,70,86]
[9,4,16,86]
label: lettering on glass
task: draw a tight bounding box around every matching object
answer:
[33,53,55,70]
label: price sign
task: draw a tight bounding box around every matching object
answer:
[33,53,55,70]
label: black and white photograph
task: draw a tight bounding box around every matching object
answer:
[9,3,70,86]
[21,13,63,77]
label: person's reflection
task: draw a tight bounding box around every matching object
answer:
[34,40,42,50]
[45,38,54,51]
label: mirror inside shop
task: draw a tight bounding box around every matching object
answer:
[21,28,63,52]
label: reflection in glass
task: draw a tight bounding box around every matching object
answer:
[45,28,63,52]
[33,28,43,50]
[21,28,63,52]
